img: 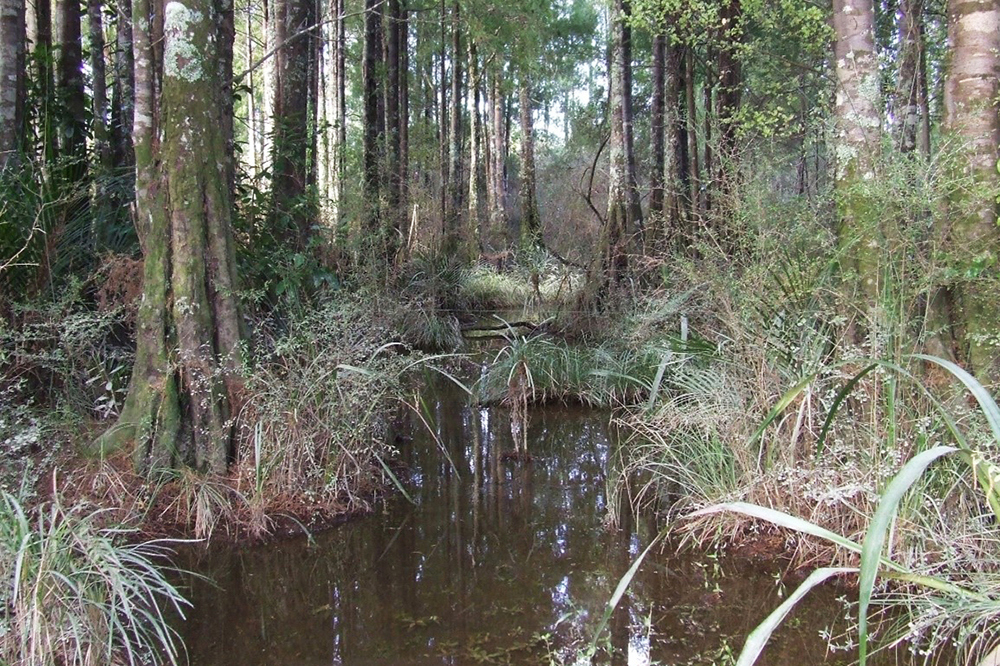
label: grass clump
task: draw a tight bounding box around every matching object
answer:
[232,297,417,536]
[0,490,190,666]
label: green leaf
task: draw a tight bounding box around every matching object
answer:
[735,567,856,666]
[857,445,957,665]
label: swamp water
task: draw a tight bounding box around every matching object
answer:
[176,383,863,665]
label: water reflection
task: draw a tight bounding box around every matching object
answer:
[178,382,855,665]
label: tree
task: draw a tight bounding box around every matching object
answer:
[832,0,881,302]
[0,0,25,168]
[602,0,629,286]
[103,0,244,474]
[937,0,1000,374]
[362,0,383,243]
[518,71,540,249]
[270,0,317,249]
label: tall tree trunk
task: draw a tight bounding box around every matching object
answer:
[28,0,56,163]
[111,0,134,173]
[362,0,382,238]
[621,0,643,249]
[445,0,463,254]
[56,0,86,166]
[518,73,540,249]
[649,31,666,227]
[438,0,448,234]
[896,0,928,155]
[833,0,881,302]
[666,39,685,236]
[685,47,700,219]
[0,0,25,168]
[399,1,409,235]
[270,0,316,249]
[386,0,402,257]
[486,67,506,249]
[937,0,1000,374]
[104,0,245,475]
[467,41,485,250]
[602,0,628,287]
[716,0,742,202]
[88,0,110,171]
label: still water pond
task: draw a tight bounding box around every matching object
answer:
[177,384,859,665]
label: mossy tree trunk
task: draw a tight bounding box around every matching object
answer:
[0,0,25,169]
[518,72,540,251]
[270,0,316,250]
[937,0,1000,375]
[832,0,882,309]
[103,0,244,475]
[601,0,628,289]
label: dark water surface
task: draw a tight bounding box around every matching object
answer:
[177,383,858,665]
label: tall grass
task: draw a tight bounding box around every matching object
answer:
[0,491,190,666]
[689,356,1000,665]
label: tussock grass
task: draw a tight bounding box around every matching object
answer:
[0,490,190,666]
[476,334,667,408]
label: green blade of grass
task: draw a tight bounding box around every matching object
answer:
[688,502,867,558]
[912,354,1000,444]
[736,567,856,666]
[588,532,664,656]
[857,445,957,666]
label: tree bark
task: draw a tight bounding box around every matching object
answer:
[896,0,928,155]
[938,0,1000,374]
[833,0,881,301]
[0,0,25,168]
[620,0,643,250]
[467,41,485,250]
[445,0,463,254]
[104,0,244,475]
[111,0,134,171]
[650,31,666,225]
[716,0,742,201]
[56,0,86,165]
[518,72,540,250]
[362,0,382,238]
[486,67,506,249]
[602,0,628,287]
[270,0,316,249]
[386,0,402,257]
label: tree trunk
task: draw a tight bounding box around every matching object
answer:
[104,0,244,475]
[445,0,463,254]
[386,0,402,257]
[666,39,685,236]
[0,0,25,168]
[270,0,316,249]
[518,73,540,249]
[56,0,86,165]
[685,47,700,219]
[362,0,382,238]
[716,0,742,201]
[938,0,1000,374]
[467,41,485,250]
[621,0,643,250]
[649,31,666,226]
[486,67,506,249]
[88,0,110,170]
[111,0,134,170]
[602,0,628,287]
[896,0,928,155]
[833,0,881,301]
[438,0,448,234]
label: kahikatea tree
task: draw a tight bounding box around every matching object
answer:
[102,0,244,474]
[832,0,881,304]
[938,0,1000,375]
[0,0,25,168]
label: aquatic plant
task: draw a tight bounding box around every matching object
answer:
[692,356,1000,666]
[0,490,190,666]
